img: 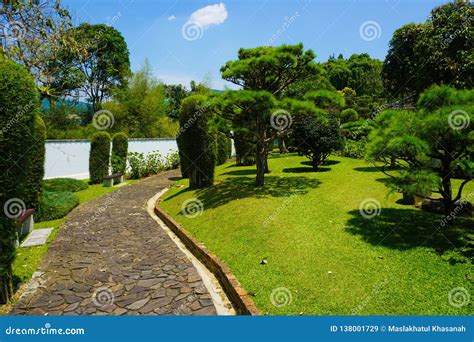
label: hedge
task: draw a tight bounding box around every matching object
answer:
[37,191,80,222]
[89,132,111,184]
[178,95,216,188]
[111,132,128,173]
[0,59,40,303]
[25,115,46,211]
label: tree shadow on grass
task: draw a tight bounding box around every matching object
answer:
[301,159,341,167]
[354,166,402,173]
[222,169,256,176]
[346,208,474,264]
[283,167,331,173]
[192,176,320,210]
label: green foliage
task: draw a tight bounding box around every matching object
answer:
[111,132,128,173]
[221,44,321,97]
[417,85,474,112]
[366,87,472,214]
[37,191,79,222]
[286,99,342,170]
[43,178,89,193]
[340,120,373,140]
[305,89,345,113]
[216,134,232,165]
[107,61,178,138]
[386,170,440,198]
[179,95,216,188]
[0,59,40,302]
[71,23,131,112]
[89,132,111,184]
[127,151,179,179]
[340,108,359,124]
[234,131,256,166]
[383,1,473,97]
[24,115,46,211]
[340,138,367,159]
[325,53,384,97]
[164,84,190,119]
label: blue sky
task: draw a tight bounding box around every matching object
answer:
[63,0,448,89]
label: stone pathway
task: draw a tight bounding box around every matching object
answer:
[12,170,218,316]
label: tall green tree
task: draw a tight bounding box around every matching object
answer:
[220,44,321,185]
[71,23,130,114]
[383,1,473,98]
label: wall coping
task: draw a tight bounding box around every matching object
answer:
[154,200,260,316]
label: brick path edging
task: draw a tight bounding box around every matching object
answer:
[154,200,259,316]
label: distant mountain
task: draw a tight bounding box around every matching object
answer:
[41,99,92,113]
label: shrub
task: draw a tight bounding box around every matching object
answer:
[417,85,474,112]
[89,132,111,184]
[37,191,80,222]
[179,95,216,188]
[0,59,40,303]
[127,151,179,179]
[340,138,367,159]
[340,120,373,141]
[216,134,232,165]
[111,132,128,173]
[340,108,359,123]
[25,115,46,211]
[43,178,89,193]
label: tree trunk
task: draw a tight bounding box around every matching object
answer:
[264,155,270,174]
[441,156,454,217]
[0,265,13,304]
[255,116,266,186]
[278,137,288,154]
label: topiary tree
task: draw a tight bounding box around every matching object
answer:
[340,108,359,124]
[179,95,216,188]
[0,59,40,303]
[89,132,111,184]
[176,134,189,178]
[25,115,46,211]
[287,99,342,170]
[366,86,473,215]
[111,132,128,173]
[216,134,232,165]
[305,89,345,115]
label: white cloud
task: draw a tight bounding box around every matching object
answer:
[168,15,176,21]
[189,3,228,29]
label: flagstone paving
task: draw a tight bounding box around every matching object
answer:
[12,170,218,316]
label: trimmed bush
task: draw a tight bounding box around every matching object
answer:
[0,59,40,303]
[37,191,80,222]
[25,115,46,211]
[111,132,128,173]
[89,132,111,184]
[340,108,359,124]
[216,134,232,165]
[179,95,216,188]
[43,178,89,193]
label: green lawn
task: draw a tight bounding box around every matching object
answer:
[161,154,473,315]
[0,180,135,315]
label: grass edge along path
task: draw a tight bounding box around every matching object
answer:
[160,154,473,315]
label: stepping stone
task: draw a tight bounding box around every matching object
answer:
[20,228,53,247]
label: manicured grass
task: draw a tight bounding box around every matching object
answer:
[37,191,80,222]
[161,154,473,315]
[43,177,89,192]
